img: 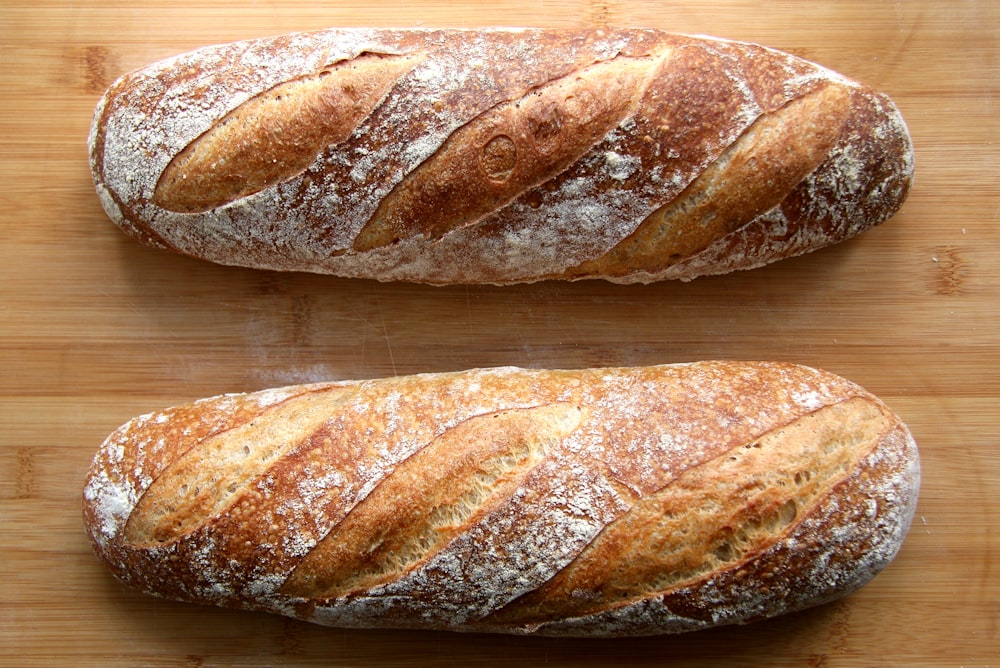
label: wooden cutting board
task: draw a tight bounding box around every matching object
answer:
[1,1,996,665]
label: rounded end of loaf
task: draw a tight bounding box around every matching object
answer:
[88,68,178,253]
[88,87,126,242]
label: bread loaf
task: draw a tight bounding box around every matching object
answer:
[82,361,920,636]
[89,29,914,284]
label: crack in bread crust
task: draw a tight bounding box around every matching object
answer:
[123,387,355,545]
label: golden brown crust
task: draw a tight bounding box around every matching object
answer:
[83,362,920,636]
[122,387,356,545]
[89,29,914,284]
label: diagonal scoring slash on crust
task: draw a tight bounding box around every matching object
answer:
[564,82,853,278]
[351,52,667,251]
[487,396,891,625]
[280,402,583,598]
[153,52,424,213]
[122,386,358,545]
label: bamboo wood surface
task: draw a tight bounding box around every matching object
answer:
[1,1,997,666]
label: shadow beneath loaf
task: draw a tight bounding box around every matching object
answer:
[108,586,849,666]
[106,221,884,393]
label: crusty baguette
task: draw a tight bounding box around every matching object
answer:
[82,361,920,636]
[89,28,914,285]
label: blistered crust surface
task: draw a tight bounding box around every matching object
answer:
[83,362,920,635]
[90,29,913,284]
